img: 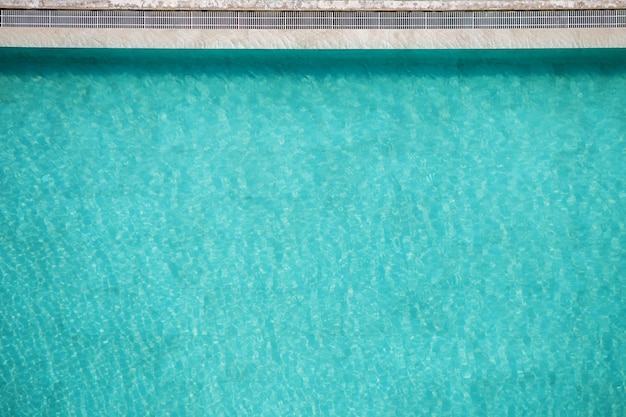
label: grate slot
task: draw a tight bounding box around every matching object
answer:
[97,10,144,28]
[333,12,379,29]
[50,10,98,28]
[192,11,238,29]
[145,11,192,29]
[285,11,333,29]
[239,11,285,29]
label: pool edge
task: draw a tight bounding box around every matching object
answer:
[2,27,626,49]
[3,0,626,12]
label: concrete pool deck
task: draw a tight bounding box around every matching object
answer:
[1,1,626,49]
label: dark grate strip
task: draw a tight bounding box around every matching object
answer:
[1,9,625,29]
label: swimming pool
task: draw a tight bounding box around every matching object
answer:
[1,48,625,415]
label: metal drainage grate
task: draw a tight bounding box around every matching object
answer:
[1,9,625,29]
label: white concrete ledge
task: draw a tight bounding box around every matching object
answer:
[2,0,626,11]
[1,27,625,48]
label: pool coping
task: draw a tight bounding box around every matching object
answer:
[1,2,626,49]
[2,0,626,12]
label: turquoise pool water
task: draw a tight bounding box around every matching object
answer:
[1,48,625,416]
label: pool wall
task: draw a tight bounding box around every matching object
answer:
[2,27,625,49]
